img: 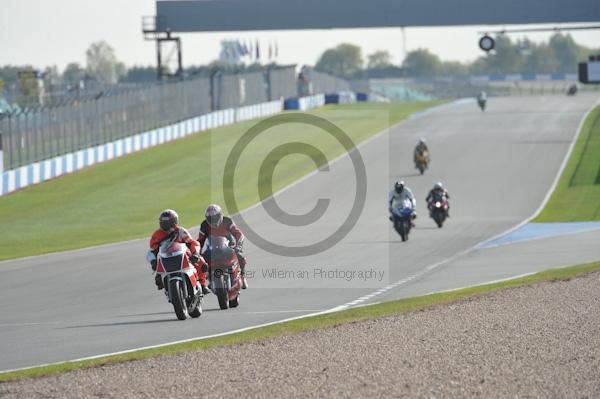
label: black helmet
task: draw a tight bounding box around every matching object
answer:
[159,209,179,232]
[394,181,405,194]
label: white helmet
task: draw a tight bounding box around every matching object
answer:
[419,138,426,145]
[434,182,443,190]
[205,204,223,227]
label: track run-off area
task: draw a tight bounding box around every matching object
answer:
[1,93,599,372]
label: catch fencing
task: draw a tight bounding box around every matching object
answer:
[302,67,350,94]
[0,65,345,172]
[0,78,211,171]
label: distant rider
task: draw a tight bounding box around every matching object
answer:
[389,181,417,224]
[426,182,450,217]
[146,209,209,295]
[478,91,487,102]
[198,204,248,289]
[414,138,430,165]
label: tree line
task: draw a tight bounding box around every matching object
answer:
[1,33,597,97]
[0,40,293,101]
[315,33,599,79]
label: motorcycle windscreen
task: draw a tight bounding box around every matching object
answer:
[207,236,235,264]
[211,246,235,264]
[159,240,185,255]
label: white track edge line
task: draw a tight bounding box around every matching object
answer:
[478,224,600,250]
[474,96,600,250]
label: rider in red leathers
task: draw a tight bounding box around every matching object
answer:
[198,204,248,289]
[146,209,210,294]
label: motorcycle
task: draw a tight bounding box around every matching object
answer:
[428,195,449,228]
[415,150,429,175]
[204,236,242,310]
[391,199,415,242]
[477,97,486,111]
[156,240,203,320]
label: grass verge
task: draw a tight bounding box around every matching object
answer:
[0,101,442,261]
[535,105,600,222]
[1,260,599,382]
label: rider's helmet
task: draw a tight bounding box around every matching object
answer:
[159,209,179,232]
[205,204,223,228]
[434,181,443,190]
[418,138,426,145]
[395,181,405,194]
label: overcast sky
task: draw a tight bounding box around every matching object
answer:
[1,0,598,71]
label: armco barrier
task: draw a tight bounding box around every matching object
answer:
[0,100,282,196]
[324,92,357,105]
[0,92,375,196]
[283,98,300,110]
[284,94,325,111]
[299,94,325,110]
[356,93,368,102]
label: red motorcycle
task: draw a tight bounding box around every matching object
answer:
[428,195,450,228]
[204,237,242,310]
[156,241,204,320]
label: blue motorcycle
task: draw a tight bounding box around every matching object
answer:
[391,199,414,242]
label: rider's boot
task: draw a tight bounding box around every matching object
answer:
[154,274,164,290]
[196,263,211,295]
[241,269,248,289]
[237,255,249,289]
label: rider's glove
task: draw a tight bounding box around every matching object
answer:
[190,253,200,264]
[150,259,157,271]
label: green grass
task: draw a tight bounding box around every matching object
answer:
[1,260,598,382]
[0,101,442,261]
[535,105,600,222]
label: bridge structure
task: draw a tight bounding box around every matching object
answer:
[145,0,600,78]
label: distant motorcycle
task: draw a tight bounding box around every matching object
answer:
[204,236,242,310]
[156,241,203,320]
[415,150,429,175]
[567,84,578,96]
[477,97,486,111]
[428,195,449,228]
[391,199,415,242]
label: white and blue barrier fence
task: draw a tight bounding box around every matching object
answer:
[284,94,326,111]
[325,91,357,105]
[414,73,579,84]
[0,100,282,196]
[0,92,381,196]
[284,92,369,110]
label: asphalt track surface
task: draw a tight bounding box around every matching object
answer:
[1,94,599,372]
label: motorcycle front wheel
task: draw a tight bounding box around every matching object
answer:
[213,275,229,310]
[169,279,189,320]
[434,211,445,228]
